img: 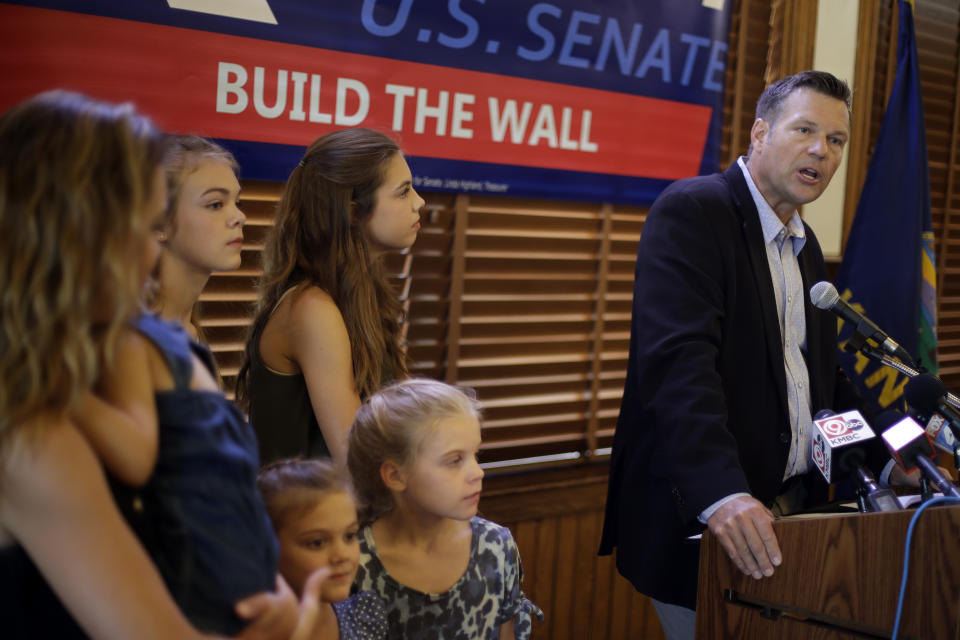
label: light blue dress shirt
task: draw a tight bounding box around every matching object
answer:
[700,158,814,523]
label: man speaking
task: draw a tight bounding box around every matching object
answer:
[599,70,863,640]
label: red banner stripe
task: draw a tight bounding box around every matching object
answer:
[0,5,712,180]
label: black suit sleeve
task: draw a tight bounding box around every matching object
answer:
[625,186,752,521]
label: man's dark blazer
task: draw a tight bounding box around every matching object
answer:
[599,162,864,610]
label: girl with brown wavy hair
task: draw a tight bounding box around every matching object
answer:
[236,128,424,466]
[0,91,302,640]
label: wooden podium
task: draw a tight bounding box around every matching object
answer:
[695,505,960,639]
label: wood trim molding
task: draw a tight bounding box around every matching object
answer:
[728,0,752,167]
[586,204,613,455]
[843,0,882,250]
[767,0,818,83]
[445,194,468,383]
[479,461,611,523]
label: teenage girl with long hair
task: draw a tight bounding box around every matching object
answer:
[236,128,424,466]
[152,135,245,344]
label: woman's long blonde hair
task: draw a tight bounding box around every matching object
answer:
[235,128,409,407]
[0,91,164,446]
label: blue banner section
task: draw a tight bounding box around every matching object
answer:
[834,0,935,409]
[6,0,733,203]
[223,138,674,204]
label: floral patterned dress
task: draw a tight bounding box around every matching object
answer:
[355,517,542,639]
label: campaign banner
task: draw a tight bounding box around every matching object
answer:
[0,1,733,204]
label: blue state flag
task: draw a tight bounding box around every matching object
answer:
[833,0,936,409]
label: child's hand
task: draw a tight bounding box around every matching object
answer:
[234,569,334,640]
[234,575,299,640]
[289,567,333,640]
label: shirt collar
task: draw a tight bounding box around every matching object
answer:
[737,156,806,250]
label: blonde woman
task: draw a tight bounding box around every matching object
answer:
[0,91,297,640]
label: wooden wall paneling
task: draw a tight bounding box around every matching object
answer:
[570,510,600,639]
[478,465,666,640]
[608,561,636,639]
[591,540,615,640]
[530,518,558,640]
[551,514,578,640]
[629,588,665,639]
[509,519,540,634]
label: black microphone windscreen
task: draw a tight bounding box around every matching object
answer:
[903,374,947,414]
[810,281,838,310]
[813,408,835,420]
[874,409,906,432]
[838,447,867,474]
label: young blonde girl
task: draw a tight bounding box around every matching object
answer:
[235,128,424,466]
[258,459,388,639]
[347,379,541,639]
[153,135,245,343]
[0,90,295,640]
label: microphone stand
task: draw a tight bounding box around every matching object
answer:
[845,333,960,483]
[920,476,934,504]
[843,333,960,412]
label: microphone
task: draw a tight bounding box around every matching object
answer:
[809,281,916,366]
[903,374,960,453]
[877,411,960,498]
[811,409,900,511]
[811,409,874,483]
[853,465,902,513]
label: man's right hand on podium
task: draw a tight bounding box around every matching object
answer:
[707,495,782,580]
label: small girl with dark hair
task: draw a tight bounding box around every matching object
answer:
[347,378,542,640]
[236,128,425,466]
[258,459,387,639]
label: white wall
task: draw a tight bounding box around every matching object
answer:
[804,0,861,257]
